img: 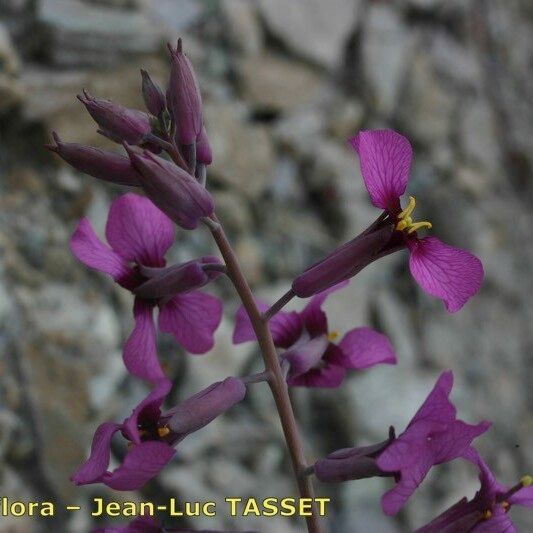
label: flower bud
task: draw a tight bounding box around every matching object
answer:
[135,256,223,300]
[77,89,151,145]
[125,145,215,230]
[196,125,212,165]
[292,224,394,298]
[165,377,246,438]
[46,132,139,186]
[167,39,203,145]
[141,69,166,117]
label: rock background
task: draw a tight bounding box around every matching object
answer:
[1,0,533,531]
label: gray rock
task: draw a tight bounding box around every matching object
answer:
[257,0,361,68]
[362,4,414,115]
[221,0,264,55]
[204,101,275,199]
[38,0,163,66]
[237,53,323,112]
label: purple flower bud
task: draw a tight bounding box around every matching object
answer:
[125,145,215,230]
[292,223,395,298]
[165,377,246,439]
[141,69,166,117]
[314,436,393,482]
[45,132,139,186]
[196,125,212,165]
[77,89,151,145]
[167,38,203,145]
[134,256,223,299]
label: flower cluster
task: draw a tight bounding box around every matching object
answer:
[47,34,528,533]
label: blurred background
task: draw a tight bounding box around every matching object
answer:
[1,0,532,531]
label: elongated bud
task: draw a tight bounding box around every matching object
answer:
[45,132,139,186]
[314,437,393,482]
[165,377,246,439]
[77,89,151,145]
[167,38,203,145]
[135,256,223,299]
[141,69,166,117]
[292,224,395,298]
[196,125,212,165]
[125,145,215,230]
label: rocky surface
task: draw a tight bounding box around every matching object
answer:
[1,0,533,532]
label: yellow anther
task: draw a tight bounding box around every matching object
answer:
[406,221,433,234]
[157,426,170,438]
[502,501,510,511]
[138,429,148,437]
[482,509,492,520]
[327,331,339,342]
[398,196,416,219]
[395,195,432,235]
[521,475,533,487]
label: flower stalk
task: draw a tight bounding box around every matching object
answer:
[205,214,322,533]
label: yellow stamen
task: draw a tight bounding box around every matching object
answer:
[482,510,492,520]
[395,195,432,235]
[502,501,510,511]
[157,426,170,438]
[398,196,416,219]
[327,331,339,342]
[406,221,433,234]
[521,475,533,487]
[138,429,148,437]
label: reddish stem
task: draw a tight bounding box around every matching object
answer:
[207,214,322,533]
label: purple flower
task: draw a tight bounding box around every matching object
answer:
[73,377,246,491]
[233,282,396,388]
[46,132,140,186]
[377,371,491,515]
[416,450,533,532]
[293,129,484,313]
[70,193,223,382]
[313,372,490,516]
[196,125,212,166]
[77,90,152,146]
[126,147,215,230]
[167,39,203,146]
[141,69,166,117]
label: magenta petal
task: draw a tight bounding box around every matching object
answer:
[509,486,533,508]
[122,379,172,444]
[71,422,120,485]
[70,218,132,281]
[380,446,434,515]
[300,280,349,337]
[410,370,455,427]
[105,193,175,267]
[349,129,412,210]
[409,237,484,313]
[283,335,330,378]
[338,327,396,369]
[103,441,175,491]
[124,298,166,383]
[233,302,302,348]
[287,362,346,388]
[158,291,222,354]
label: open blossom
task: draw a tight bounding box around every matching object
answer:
[73,377,246,491]
[314,372,490,516]
[416,449,533,532]
[233,282,396,388]
[377,371,491,515]
[293,129,484,313]
[70,193,223,382]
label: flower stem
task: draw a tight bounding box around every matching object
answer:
[206,214,322,533]
[263,288,296,321]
